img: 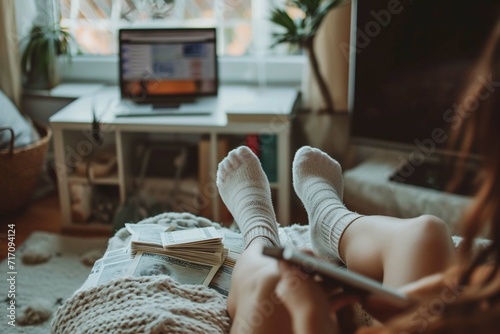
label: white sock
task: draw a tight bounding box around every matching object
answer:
[293,146,362,263]
[216,146,280,249]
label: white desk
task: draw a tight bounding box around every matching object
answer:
[50,85,299,231]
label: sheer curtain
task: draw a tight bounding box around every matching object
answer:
[299,3,353,163]
[0,0,22,108]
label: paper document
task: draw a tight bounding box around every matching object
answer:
[161,226,222,247]
[128,252,219,286]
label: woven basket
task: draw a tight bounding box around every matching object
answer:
[0,122,52,215]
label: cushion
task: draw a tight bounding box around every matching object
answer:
[0,90,39,150]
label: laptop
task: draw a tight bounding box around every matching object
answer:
[115,28,218,117]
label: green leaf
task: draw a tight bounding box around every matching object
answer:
[274,32,301,43]
[20,23,76,85]
[270,0,351,48]
[289,0,309,12]
[290,0,321,17]
[40,39,50,77]
[21,39,36,75]
[270,8,297,34]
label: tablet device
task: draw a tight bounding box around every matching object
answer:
[263,246,414,308]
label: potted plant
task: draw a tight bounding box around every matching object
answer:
[20,24,74,89]
[270,0,349,115]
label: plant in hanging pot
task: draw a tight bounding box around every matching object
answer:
[270,0,350,115]
[20,24,75,89]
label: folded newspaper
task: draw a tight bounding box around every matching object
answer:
[81,223,244,297]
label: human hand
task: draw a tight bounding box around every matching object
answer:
[274,250,359,334]
[361,271,449,322]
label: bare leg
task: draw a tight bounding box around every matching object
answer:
[293,146,456,288]
[340,214,456,287]
[217,147,292,334]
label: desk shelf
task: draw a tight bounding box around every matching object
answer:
[68,173,120,185]
[50,85,299,232]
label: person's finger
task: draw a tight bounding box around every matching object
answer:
[301,249,316,256]
[278,258,315,282]
[275,267,323,306]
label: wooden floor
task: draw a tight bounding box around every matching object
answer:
[0,193,111,260]
[1,194,60,260]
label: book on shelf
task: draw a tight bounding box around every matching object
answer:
[83,224,244,296]
[245,134,260,156]
[242,134,278,183]
[259,134,277,183]
[198,136,232,223]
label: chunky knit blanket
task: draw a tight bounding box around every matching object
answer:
[53,276,231,333]
[51,213,313,333]
[52,212,477,333]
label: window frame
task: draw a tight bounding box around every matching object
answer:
[17,0,306,86]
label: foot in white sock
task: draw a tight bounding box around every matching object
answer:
[216,146,280,249]
[293,146,362,263]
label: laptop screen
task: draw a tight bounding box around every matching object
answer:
[119,28,218,104]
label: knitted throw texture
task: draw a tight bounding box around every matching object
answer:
[51,212,312,333]
[52,275,231,333]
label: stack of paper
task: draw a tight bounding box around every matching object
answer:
[80,247,133,290]
[128,251,220,286]
[82,246,221,289]
[208,229,244,296]
[82,223,245,295]
[128,226,228,287]
[131,226,226,266]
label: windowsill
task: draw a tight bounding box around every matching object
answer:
[61,55,306,86]
[23,83,106,99]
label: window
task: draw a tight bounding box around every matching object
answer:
[13,0,306,85]
[59,0,300,56]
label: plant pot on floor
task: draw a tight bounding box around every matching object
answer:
[0,122,52,216]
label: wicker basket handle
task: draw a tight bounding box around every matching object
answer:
[0,127,15,157]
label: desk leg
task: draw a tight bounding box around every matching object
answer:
[277,125,291,226]
[210,132,220,222]
[51,126,71,227]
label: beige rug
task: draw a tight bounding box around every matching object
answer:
[0,232,108,333]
